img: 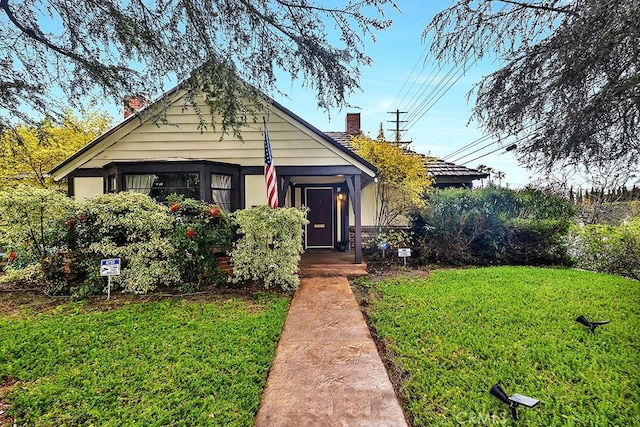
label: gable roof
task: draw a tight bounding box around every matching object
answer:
[324,131,488,181]
[50,86,377,180]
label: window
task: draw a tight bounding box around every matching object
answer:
[211,174,232,211]
[124,173,200,201]
[107,175,117,193]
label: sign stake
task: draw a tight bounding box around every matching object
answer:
[100,258,121,301]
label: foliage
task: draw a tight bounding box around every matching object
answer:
[0,186,76,268]
[166,195,233,290]
[569,218,640,280]
[0,295,290,426]
[0,110,111,190]
[71,192,179,294]
[230,206,308,291]
[412,187,575,265]
[1,0,395,136]
[351,134,433,226]
[361,267,640,426]
[366,227,414,251]
[425,1,639,172]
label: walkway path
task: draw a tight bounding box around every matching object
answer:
[256,268,408,426]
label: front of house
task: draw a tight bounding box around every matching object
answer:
[51,88,378,263]
[51,87,486,264]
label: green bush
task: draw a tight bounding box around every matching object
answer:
[71,192,180,294]
[166,195,233,291]
[0,186,76,286]
[230,206,308,291]
[412,187,575,265]
[569,217,640,279]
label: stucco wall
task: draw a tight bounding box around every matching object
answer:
[73,177,104,202]
[350,183,377,227]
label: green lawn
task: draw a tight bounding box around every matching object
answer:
[359,267,640,426]
[0,293,290,426]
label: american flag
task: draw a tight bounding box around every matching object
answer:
[263,117,278,208]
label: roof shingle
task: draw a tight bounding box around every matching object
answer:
[324,131,488,180]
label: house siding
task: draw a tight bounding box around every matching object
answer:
[74,92,362,170]
[73,177,104,202]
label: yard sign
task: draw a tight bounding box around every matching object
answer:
[100,258,121,300]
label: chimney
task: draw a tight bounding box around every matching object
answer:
[124,93,149,119]
[345,113,361,135]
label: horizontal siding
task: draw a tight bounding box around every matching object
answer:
[88,151,351,165]
[93,93,352,167]
[56,89,375,177]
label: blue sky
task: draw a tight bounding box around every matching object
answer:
[95,2,533,188]
[264,2,535,188]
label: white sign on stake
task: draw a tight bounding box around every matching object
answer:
[100,259,121,276]
[100,258,121,300]
[398,248,411,266]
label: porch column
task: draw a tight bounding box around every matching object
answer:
[354,174,362,264]
[278,176,291,207]
[345,174,362,264]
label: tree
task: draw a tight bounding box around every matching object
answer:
[1,0,396,137]
[350,135,433,226]
[425,1,639,172]
[0,110,111,190]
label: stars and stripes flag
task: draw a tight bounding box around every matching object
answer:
[263,117,278,209]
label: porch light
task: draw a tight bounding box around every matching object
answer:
[338,193,344,200]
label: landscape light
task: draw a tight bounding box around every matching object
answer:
[490,383,540,420]
[576,315,610,333]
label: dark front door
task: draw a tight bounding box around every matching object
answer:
[306,188,334,248]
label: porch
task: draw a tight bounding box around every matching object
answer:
[298,250,368,278]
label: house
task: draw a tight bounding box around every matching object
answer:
[325,116,488,189]
[51,88,486,264]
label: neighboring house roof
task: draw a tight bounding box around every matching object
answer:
[324,131,488,182]
[50,86,377,180]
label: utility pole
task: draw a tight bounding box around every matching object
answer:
[386,109,411,146]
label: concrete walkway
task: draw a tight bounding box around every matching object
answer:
[256,263,408,426]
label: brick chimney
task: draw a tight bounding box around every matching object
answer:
[123,93,149,119]
[345,113,361,135]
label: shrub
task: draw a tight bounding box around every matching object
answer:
[72,192,179,294]
[166,195,233,290]
[569,218,640,279]
[412,187,575,265]
[0,186,76,285]
[230,206,308,291]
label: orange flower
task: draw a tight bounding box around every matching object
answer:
[186,228,195,239]
[7,252,17,263]
[170,203,181,212]
[205,206,221,217]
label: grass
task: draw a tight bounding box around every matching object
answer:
[0,293,290,426]
[359,267,640,426]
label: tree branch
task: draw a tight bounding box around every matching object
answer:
[494,0,578,16]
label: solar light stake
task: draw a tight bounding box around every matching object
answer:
[490,383,540,420]
[576,315,610,333]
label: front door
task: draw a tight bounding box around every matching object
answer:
[305,188,334,248]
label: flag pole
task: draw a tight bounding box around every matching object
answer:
[263,116,278,209]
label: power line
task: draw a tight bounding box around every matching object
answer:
[441,121,543,162]
[459,143,517,167]
[442,133,495,160]
[450,138,505,164]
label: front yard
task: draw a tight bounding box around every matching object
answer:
[0,293,290,426]
[357,267,640,426]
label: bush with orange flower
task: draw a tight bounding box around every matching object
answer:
[166,195,232,291]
